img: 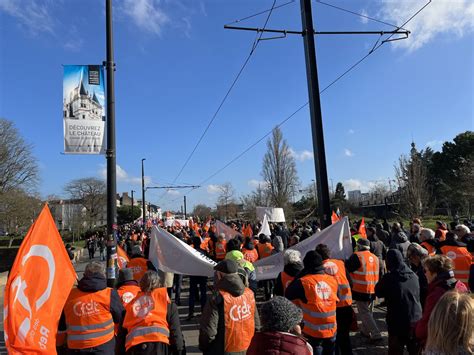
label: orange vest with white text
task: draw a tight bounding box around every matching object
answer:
[215,241,227,260]
[440,245,472,286]
[242,248,259,263]
[64,288,114,349]
[257,243,273,259]
[421,241,436,256]
[117,284,141,307]
[350,251,379,294]
[280,271,295,293]
[123,288,170,351]
[220,288,256,352]
[323,259,352,307]
[298,274,338,339]
[127,257,148,282]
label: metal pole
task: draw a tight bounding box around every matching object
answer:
[184,196,187,219]
[105,0,117,287]
[300,0,331,227]
[141,158,146,225]
[131,190,135,222]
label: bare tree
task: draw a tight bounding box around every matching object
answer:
[0,118,38,193]
[262,127,299,208]
[395,142,430,217]
[64,177,106,227]
[192,204,212,221]
[241,184,270,221]
[217,182,235,221]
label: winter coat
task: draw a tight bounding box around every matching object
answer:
[375,249,422,336]
[247,331,313,355]
[389,232,411,259]
[410,262,428,308]
[345,252,376,302]
[376,228,391,246]
[199,273,260,355]
[415,271,469,345]
[274,262,304,297]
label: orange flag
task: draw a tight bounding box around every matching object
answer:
[331,211,340,224]
[4,204,76,354]
[117,245,129,269]
[358,217,367,238]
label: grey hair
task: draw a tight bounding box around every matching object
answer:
[455,225,470,235]
[140,270,161,292]
[407,243,428,258]
[84,261,105,277]
[284,249,301,265]
[272,236,284,252]
[420,228,435,241]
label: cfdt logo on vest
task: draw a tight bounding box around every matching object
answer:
[229,301,252,321]
[315,281,332,300]
[73,300,100,317]
[132,295,155,318]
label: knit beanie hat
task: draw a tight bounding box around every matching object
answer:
[357,238,370,250]
[303,250,323,270]
[260,296,303,332]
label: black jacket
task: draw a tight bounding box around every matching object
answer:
[410,262,428,308]
[375,250,422,336]
[389,232,411,259]
[274,262,304,297]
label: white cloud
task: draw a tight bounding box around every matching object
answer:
[99,164,151,185]
[426,140,443,149]
[289,148,314,162]
[0,0,55,34]
[248,179,267,189]
[121,0,170,35]
[343,179,377,192]
[344,148,354,157]
[166,189,180,196]
[379,0,474,51]
[348,129,355,135]
[207,184,222,194]
[360,9,369,24]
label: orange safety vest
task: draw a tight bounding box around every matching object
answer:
[437,229,447,242]
[201,237,210,253]
[242,248,259,263]
[323,259,352,307]
[298,274,338,339]
[117,284,141,307]
[350,251,379,295]
[440,245,472,286]
[220,288,256,352]
[127,257,148,282]
[64,288,114,349]
[215,241,227,260]
[280,271,295,293]
[257,243,274,259]
[421,241,436,256]
[123,288,170,351]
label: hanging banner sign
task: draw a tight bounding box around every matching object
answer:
[256,207,286,222]
[63,65,106,154]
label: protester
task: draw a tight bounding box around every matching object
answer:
[420,228,437,256]
[406,243,429,308]
[274,249,303,297]
[98,236,106,261]
[415,255,469,347]
[247,296,313,355]
[119,270,185,354]
[424,291,474,355]
[242,237,259,263]
[62,261,124,353]
[116,268,141,307]
[389,229,411,260]
[286,250,339,353]
[65,243,75,261]
[188,236,209,320]
[438,231,472,287]
[316,244,353,355]
[256,234,274,259]
[215,233,227,261]
[375,249,422,354]
[271,235,284,255]
[367,226,386,276]
[199,259,260,354]
[127,245,150,282]
[434,221,448,241]
[376,223,390,246]
[409,223,422,243]
[346,238,382,341]
[87,236,96,259]
[225,238,258,293]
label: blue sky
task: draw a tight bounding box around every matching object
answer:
[1,0,473,211]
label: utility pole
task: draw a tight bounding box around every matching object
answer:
[184,196,187,219]
[105,0,117,287]
[141,158,146,226]
[131,189,135,221]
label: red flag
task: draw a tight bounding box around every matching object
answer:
[4,204,76,354]
[331,211,340,224]
[117,245,129,269]
[358,217,367,238]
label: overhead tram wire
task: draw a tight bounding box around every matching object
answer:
[166,0,432,206]
[226,0,295,26]
[158,0,279,205]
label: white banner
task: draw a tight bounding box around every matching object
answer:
[256,207,286,222]
[149,226,216,277]
[257,214,271,236]
[215,220,241,241]
[253,218,352,280]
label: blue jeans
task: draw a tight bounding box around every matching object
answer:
[308,335,336,355]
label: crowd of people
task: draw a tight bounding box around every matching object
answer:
[55,216,474,354]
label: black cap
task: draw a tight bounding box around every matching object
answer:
[214,259,238,274]
[303,250,323,270]
[357,238,370,249]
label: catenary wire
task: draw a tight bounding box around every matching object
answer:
[163,0,432,208]
[226,0,295,26]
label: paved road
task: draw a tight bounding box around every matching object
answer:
[0,250,391,354]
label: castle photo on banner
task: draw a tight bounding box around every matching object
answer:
[63,65,106,154]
